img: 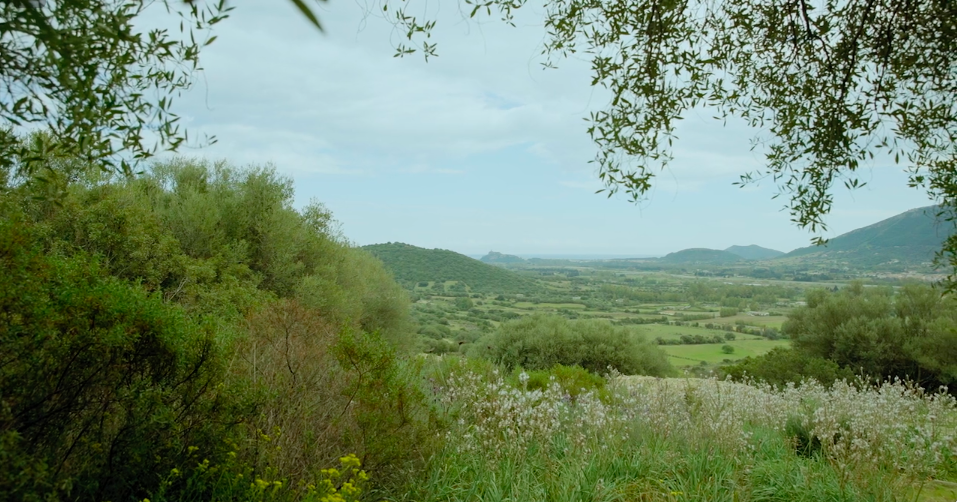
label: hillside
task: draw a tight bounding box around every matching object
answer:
[784,205,951,266]
[481,251,527,265]
[725,245,784,260]
[364,243,540,293]
[659,248,745,264]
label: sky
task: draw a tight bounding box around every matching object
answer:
[165,0,933,257]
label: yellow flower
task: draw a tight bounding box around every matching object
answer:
[339,454,361,470]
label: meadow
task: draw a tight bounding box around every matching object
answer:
[399,360,957,502]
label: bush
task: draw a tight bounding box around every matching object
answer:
[721,347,855,387]
[512,364,607,399]
[236,301,437,489]
[471,315,674,376]
[721,344,735,354]
[0,219,241,502]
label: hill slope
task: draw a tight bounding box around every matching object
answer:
[480,251,527,265]
[725,245,785,260]
[784,205,951,265]
[364,243,539,293]
[659,248,745,264]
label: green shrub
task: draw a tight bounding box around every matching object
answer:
[0,218,242,502]
[236,301,437,490]
[512,364,607,399]
[722,347,855,387]
[472,314,674,376]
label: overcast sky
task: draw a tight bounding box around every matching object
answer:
[168,0,932,257]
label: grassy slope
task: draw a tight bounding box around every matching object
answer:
[662,339,791,366]
[725,244,785,260]
[784,205,949,264]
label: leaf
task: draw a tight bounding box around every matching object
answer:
[289,0,324,31]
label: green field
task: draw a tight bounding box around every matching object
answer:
[639,323,761,341]
[662,339,791,366]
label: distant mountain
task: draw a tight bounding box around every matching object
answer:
[784,205,951,265]
[363,243,539,293]
[480,251,526,264]
[659,248,744,264]
[725,245,785,260]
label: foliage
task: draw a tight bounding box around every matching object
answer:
[4,154,415,350]
[1,146,428,500]
[472,314,674,376]
[0,215,243,502]
[722,347,855,388]
[785,282,957,390]
[513,364,608,400]
[0,1,230,175]
[363,242,540,294]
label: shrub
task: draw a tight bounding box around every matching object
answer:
[722,347,855,387]
[0,218,241,502]
[235,301,437,489]
[721,344,735,354]
[512,364,607,399]
[472,314,674,376]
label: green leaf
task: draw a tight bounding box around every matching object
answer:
[289,0,324,31]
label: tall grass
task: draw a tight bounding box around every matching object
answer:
[400,363,957,501]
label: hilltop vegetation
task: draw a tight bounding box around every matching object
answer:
[364,242,539,294]
[725,244,785,260]
[480,250,526,264]
[659,247,744,264]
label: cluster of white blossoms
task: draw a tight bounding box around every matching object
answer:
[614,376,956,477]
[440,364,956,480]
[439,368,625,460]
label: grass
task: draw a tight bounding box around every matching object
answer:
[396,368,957,502]
[662,339,791,366]
[716,314,789,328]
[640,323,762,341]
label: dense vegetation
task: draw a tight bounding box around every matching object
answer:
[3,142,957,502]
[0,149,430,501]
[659,248,744,264]
[472,314,674,376]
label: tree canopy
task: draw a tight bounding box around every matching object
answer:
[371,0,957,284]
[0,0,231,176]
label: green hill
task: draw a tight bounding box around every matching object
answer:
[364,243,540,294]
[659,248,745,264]
[480,251,527,265]
[725,245,785,260]
[784,205,951,265]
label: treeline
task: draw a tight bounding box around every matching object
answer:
[725,283,957,391]
[1,143,430,501]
